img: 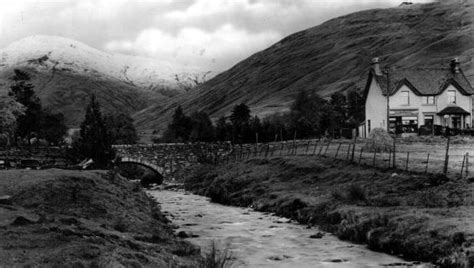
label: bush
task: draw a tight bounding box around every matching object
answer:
[331,184,367,203]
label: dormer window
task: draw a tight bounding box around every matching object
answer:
[422,96,435,105]
[448,90,456,104]
[401,90,409,105]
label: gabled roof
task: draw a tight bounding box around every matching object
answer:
[367,67,474,97]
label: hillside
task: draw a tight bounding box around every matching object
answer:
[0,36,187,127]
[134,0,474,135]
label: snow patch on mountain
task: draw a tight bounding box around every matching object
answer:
[0,35,194,90]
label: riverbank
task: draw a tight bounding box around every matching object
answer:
[0,169,201,267]
[179,156,474,267]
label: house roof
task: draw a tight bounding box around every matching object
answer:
[437,105,470,115]
[369,67,474,96]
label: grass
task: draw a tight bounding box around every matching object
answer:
[0,168,201,267]
[199,241,235,268]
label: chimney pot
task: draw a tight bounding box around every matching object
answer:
[371,57,382,75]
[450,58,460,74]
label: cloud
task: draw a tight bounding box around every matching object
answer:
[0,0,435,73]
[105,24,281,71]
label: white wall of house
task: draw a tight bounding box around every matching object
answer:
[365,77,387,137]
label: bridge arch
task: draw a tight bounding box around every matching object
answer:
[117,157,165,179]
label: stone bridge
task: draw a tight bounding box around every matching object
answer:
[113,143,232,178]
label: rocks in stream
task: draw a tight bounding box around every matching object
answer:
[309,232,324,239]
[177,231,199,238]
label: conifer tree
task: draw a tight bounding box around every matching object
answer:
[73,94,115,168]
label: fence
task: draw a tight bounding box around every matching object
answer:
[221,138,473,180]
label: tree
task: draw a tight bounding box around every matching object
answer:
[40,111,67,145]
[230,103,251,143]
[72,94,115,168]
[104,113,138,144]
[329,91,347,132]
[0,95,25,147]
[162,105,192,142]
[215,116,231,141]
[249,115,262,142]
[189,111,215,142]
[289,90,328,137]
[9,69,42,144]
[347,89,365,127]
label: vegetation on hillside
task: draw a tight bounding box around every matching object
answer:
[158,89,364,143]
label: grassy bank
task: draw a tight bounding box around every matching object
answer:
[0,169,201,267]
[179,156,474,267]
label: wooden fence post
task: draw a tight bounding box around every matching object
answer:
[335,143,342,159]
[460,154,466,179]
[425,153,430,174]
[392,138,396,168]
[387,149,392,169]
[405,152,410,172]
[345,144,351,162]
[305,140,311,154]
[324,140,331,155]
[359,147,363,165]
[265,144,270,157]
[292,131,297,155]
[279,142,284,156]
[351,139,356,162]
[318,141,324,156]
[372,149,377,167]
[443,137,450,176]
[465,152,469,178]
[312,139,319,155]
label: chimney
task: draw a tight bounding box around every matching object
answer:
[450,58,460,74]
[371,57,382,76]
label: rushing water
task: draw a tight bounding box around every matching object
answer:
[149,189,431,268]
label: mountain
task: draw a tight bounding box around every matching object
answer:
[0,35,189,126]
[134,0,474,136]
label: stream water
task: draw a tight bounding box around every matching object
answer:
[149,189,431,268]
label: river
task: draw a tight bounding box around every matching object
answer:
[149,189,431,268]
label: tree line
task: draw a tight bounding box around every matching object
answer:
[0,69,138,148]
[158,89,364,144]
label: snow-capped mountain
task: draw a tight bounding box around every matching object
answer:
[0,35,189,90]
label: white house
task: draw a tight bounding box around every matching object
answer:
[361,58,474,137]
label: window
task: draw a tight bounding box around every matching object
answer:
[422,96,435,105]
[448,90,456,104]
[400,90,409,105]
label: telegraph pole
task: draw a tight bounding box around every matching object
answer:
[384,68,390,132]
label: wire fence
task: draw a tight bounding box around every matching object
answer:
[222,138,473,180]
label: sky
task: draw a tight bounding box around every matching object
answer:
[0,0,434,73]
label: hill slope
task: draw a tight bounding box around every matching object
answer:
[0,36,188,127]
[134,0,474,134]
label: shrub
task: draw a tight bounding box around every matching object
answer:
[331,184,367,203]
[346,184,367,202]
